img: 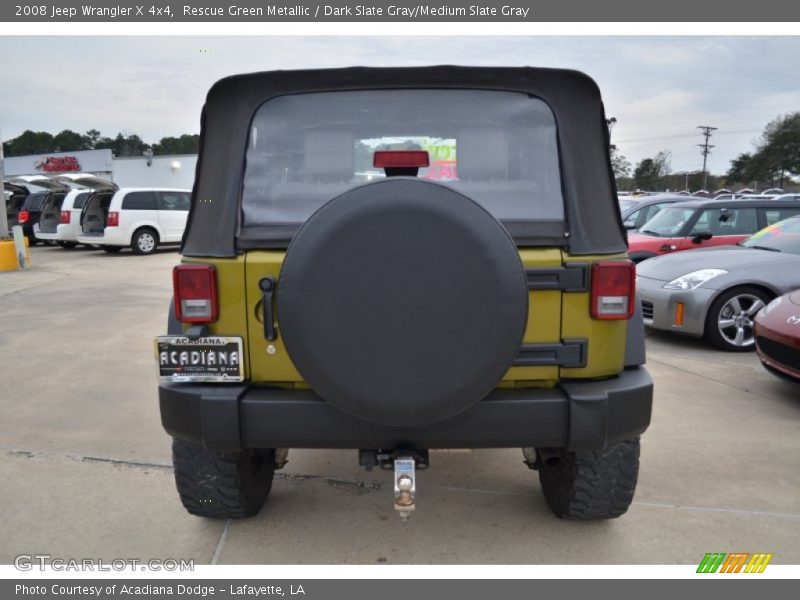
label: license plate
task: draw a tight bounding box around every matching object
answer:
[156,336,244,383]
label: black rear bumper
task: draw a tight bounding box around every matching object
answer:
[159,366,653,453]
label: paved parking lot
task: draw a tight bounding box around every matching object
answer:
[1,245,799,564]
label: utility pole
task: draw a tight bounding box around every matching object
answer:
[697,126,717,190]
[606,117,617,152]
[606,117,617,137]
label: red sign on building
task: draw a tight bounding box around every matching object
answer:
[34,156,81,172]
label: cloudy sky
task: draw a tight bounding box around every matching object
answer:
[1,35,799,174]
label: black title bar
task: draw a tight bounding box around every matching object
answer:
[3,0,798,22]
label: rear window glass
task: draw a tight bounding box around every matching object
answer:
[157,192,191,211]
[639,207,696,237]
[122,192,157,211]
[73,192,89,210]
[765,207,800,225]
[743,217,800,254]
[241,89,565,228]
[688,207,759,235]
[23,193,48,211]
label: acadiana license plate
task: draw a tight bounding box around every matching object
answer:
[155,336,244,382]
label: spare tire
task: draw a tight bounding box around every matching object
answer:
[276,178,528,427]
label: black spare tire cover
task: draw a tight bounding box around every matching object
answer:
[276,178,528,427]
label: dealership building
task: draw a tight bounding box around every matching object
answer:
[4,148,197,190]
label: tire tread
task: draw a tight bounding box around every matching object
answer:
[172,439,275,519]
[538,439,640,520]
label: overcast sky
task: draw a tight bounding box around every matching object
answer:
[1,36,799,174]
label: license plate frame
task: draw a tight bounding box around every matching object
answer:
[155,336,244,383]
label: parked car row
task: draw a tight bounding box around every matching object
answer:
[618,188,800,379]
[635,213,800,382]
[4,174,190,255]
[627,197,800,262]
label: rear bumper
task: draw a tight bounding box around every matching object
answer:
[56,224,80,242]
[159,366,653,452]
[77,233,106,245]
[77,228,129,246]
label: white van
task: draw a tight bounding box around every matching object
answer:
[35,174,116,248]
[76,188,192,254]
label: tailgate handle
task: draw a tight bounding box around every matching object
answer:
[259,277,278,341]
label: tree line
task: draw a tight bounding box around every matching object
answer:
[2,129,200,158]
[615,111,800,192]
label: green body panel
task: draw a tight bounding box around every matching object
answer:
[243,251,303,385]
[560,252,629,379]
[500,248,561,386]
[181,248,629,388]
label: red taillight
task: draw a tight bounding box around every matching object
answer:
[19,210,30,224]
[59,211,71,225]
[590,260,636,320]
[173,264,218,323]
[106,211,119,227]
[373,150,430,169]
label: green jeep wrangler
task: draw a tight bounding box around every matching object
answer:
[157,66,653,521]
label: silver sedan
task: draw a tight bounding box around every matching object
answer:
[636,216,800,351]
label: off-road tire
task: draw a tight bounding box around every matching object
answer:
[537,439,640,520]
[131,227,159,255]
[172,439,276,519]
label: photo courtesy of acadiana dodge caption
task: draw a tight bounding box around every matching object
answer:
[155,66,653,521]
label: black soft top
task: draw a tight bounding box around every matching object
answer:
[183,66,626,257]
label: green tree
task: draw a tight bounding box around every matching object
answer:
[610,145,631,178]
[726,152,755,183]
[84,129,102,149]
[761,113,800,186]
[151,134,200,155]
[3,130,55,156]
[633,150,671,190]
[727,113,800,188]
[52,129,89,152]
[95,132,148,157]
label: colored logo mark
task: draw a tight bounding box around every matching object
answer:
[697,552,773,573]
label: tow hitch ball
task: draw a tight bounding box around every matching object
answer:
[359,450,428,521]
[393,457,416,521]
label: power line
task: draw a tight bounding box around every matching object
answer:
[615,127,759,145]
[697,125,718,189]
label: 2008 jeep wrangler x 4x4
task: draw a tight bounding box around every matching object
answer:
[156,66,653,521]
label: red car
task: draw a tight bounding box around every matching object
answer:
[627,198,800,263]
[755,290,800,382]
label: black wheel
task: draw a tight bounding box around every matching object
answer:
[102,246,122,253]
[26,236,38,247]
[131,228,158,255]
[172,439,276,519]
[704,286,770,352]
[537,439,640,520]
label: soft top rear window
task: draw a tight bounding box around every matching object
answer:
[241,89,565,234]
